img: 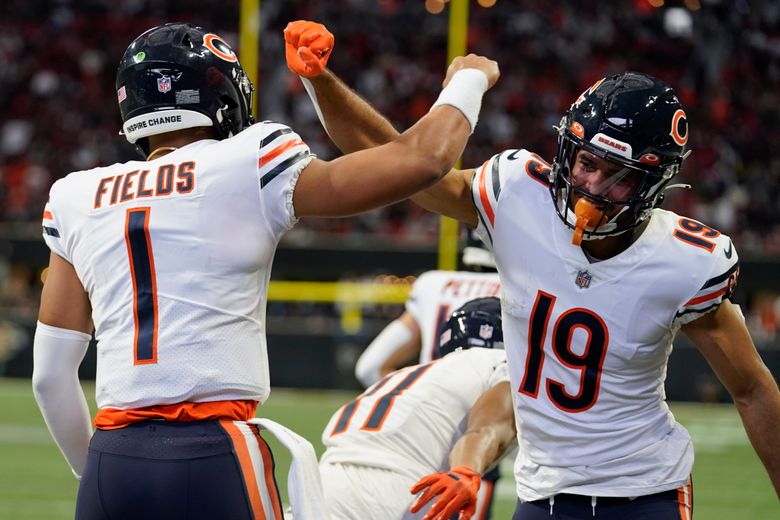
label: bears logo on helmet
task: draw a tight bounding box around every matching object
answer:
[116,23,255,156]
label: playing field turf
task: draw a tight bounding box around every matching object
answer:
[0,378,776,519]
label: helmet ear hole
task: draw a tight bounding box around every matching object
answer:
[219,94,239,111]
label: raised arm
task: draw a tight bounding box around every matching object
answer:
[354,311,422,387]
[682,300,780,498]
[286,20,479,225]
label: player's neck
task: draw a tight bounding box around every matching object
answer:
[146,127,216,158]
[580,219,649,261]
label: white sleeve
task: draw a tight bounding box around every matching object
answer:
[674,234,740,326]
[32,322,93,479]
[41,181,69,261]
[254,122,314,238]
[354,320,414,387]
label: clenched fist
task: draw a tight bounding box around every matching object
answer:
[284,20,334,78]
[444,54,500,90]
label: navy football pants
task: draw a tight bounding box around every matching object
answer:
[512,483,693,520]
[75,420,284,520]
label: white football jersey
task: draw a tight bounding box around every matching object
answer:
[471,149,740,500]
[320,348,509,481]
[406,270,501,363]
[41,122,313,411]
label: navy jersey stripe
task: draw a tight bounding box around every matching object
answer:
[260,150,310,189]
[491,152,503,202]
[476,211,494,246]
[259,127,294,151]
[675,301,723,318]
[471,169,495,244]
[43,226,60,238]
[700,261,739,290]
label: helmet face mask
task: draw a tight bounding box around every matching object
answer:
[116,23,255,155]
[435,297,503,359]
[550,72,689,240]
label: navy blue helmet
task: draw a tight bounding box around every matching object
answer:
[116,23,255,155]
[551,72,689,238]
[435,297,503,359]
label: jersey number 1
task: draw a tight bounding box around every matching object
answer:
[125,207,158,364]
[518,290,608,412]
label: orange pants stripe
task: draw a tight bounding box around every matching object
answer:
[220,420,284,520]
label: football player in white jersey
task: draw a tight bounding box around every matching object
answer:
[354,231,500,387]
[352,233,504,520]
[287,23,780,519]
[320,297,515,520]
[32,22,500,520]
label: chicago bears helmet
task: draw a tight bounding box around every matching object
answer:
[550,72,689,239]
[116,23,255,155]
[435,297,503,359]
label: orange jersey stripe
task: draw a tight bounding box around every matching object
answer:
[42,210,54,220]
[94,400,258,430]
[259,139,304,167]
[221,420,266,520]
[478,161,495,227]
[685,287,727,306]
[256,431,284,519]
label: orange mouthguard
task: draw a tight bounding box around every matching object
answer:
[572,198,603,246]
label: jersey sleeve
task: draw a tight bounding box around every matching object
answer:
[254,122,314,239]
[673,235,740,326]
[41,180,70,262]
[470,152,503,248]
[470,149,537,249]
[404,272,432,319]
[487,358,510,387]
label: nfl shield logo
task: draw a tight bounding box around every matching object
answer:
[479,324,493,340]
[157,76,172,93]
[575,270,592,289]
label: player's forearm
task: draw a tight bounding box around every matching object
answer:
[304,70,399,153]
[449,425,512,475]
[32,322,93,478]
[734,372,780,499]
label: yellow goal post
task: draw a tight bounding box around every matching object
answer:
[240,0,469,308]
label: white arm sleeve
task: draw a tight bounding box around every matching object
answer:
[354,320,414,387]
[32,321,93,479]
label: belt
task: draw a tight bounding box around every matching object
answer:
[532,489,678,506]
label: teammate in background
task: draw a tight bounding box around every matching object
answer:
[354,230,500,387]
[286,20,780,518]
[32,22,499,519]
[320,297,515,520]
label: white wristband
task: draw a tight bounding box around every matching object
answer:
[430,68,489,134]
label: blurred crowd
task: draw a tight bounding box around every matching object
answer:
[1,0,779,253]
[0,0,779,349]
